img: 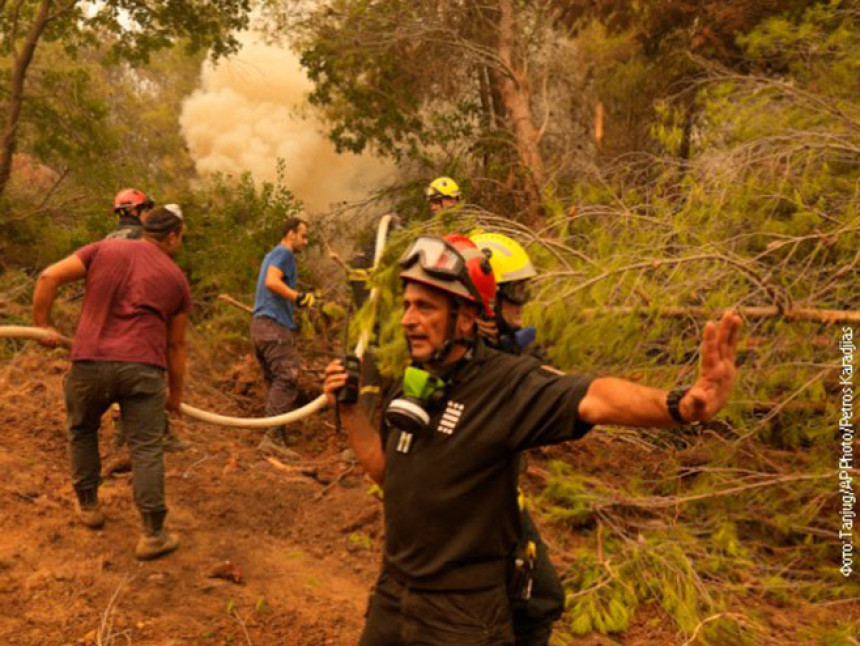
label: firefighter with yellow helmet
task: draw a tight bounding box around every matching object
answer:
[425,176,462,214]
[470,230,564,645]
[470,231,544,359]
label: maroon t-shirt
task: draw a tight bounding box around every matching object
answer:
[71,239,192,369]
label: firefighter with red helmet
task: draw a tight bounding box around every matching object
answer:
[106,188,154,240]
[321,230,742,644]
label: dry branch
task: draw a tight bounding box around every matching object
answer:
[576,305,860,325]
[217,293,253,315]
[314,464,355,500]
[598,471,835,511]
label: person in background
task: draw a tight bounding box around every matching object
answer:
[106,187,153,240]
[471,231,544,359]
[251,217,314,454]
[472,231,560,644]
[425,176,461,214]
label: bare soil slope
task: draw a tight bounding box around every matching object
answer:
[0,346,380,645]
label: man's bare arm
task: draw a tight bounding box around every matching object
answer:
[166,313,188,414]
[32,254,87,346]
[264,265,300,302]
[578,310,742,427]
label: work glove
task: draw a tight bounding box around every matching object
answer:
[296,291,316,308]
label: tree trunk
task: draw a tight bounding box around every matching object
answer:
[493,0,545,227]
[0,0,52,200]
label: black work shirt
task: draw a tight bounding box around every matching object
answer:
[105,216,142,240]
[380,342,593,590]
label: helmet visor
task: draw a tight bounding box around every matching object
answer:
[399,236,465,281]
[499,280,530,305]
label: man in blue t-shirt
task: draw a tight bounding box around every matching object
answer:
[251,217,313,452]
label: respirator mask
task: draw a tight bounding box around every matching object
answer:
[384,366,447,434]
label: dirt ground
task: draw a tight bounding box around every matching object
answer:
[0,346,380,645]
[0,336,855,645]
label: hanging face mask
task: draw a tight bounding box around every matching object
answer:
[514,326,536,349]
[498,325,537,355]
[384,366,447,435]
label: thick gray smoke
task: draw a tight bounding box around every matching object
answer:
[179,34,393,213]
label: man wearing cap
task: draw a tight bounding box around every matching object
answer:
[322,234,742,644]
[108,201,189,454]
[33,206,191,561]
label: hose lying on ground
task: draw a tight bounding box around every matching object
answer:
[0,325,327,427]
[0,214,394,428]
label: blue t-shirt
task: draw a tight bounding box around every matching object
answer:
[253,244,297,330]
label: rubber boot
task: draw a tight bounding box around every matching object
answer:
[74,487,105,529]
[135,510,179,561]
[257,427,300,460]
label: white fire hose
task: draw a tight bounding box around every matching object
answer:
[0,214,393,428]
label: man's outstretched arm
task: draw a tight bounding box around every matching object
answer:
[578,310,742,427]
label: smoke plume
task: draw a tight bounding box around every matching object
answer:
[179,34,393,214]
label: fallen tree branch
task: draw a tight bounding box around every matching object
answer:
[314,464,355,500]
[549,253,788,309]
[682,612,759,646]
[575,305,860,325]
[598,471,835,510]
[217,293,253,315]
[737,368,831,442]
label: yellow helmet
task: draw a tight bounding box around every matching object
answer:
[469,232,536,284]
[425,176,461,200]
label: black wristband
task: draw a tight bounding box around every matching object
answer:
[666,387,690,424]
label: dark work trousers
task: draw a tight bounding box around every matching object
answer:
[64,361,168,513]
[360,571,515,645]
[250,316,300,438]
[512,508,566,645]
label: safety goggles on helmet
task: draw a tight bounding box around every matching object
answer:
[399,235,492,315]
[498,280,530,305]
[399,236,467,281]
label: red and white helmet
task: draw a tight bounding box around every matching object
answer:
[113,188,154,214]
[398,234,496,318]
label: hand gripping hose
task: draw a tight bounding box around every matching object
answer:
[0,214,394,428]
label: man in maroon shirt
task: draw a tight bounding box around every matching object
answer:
[33,206,191,561]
